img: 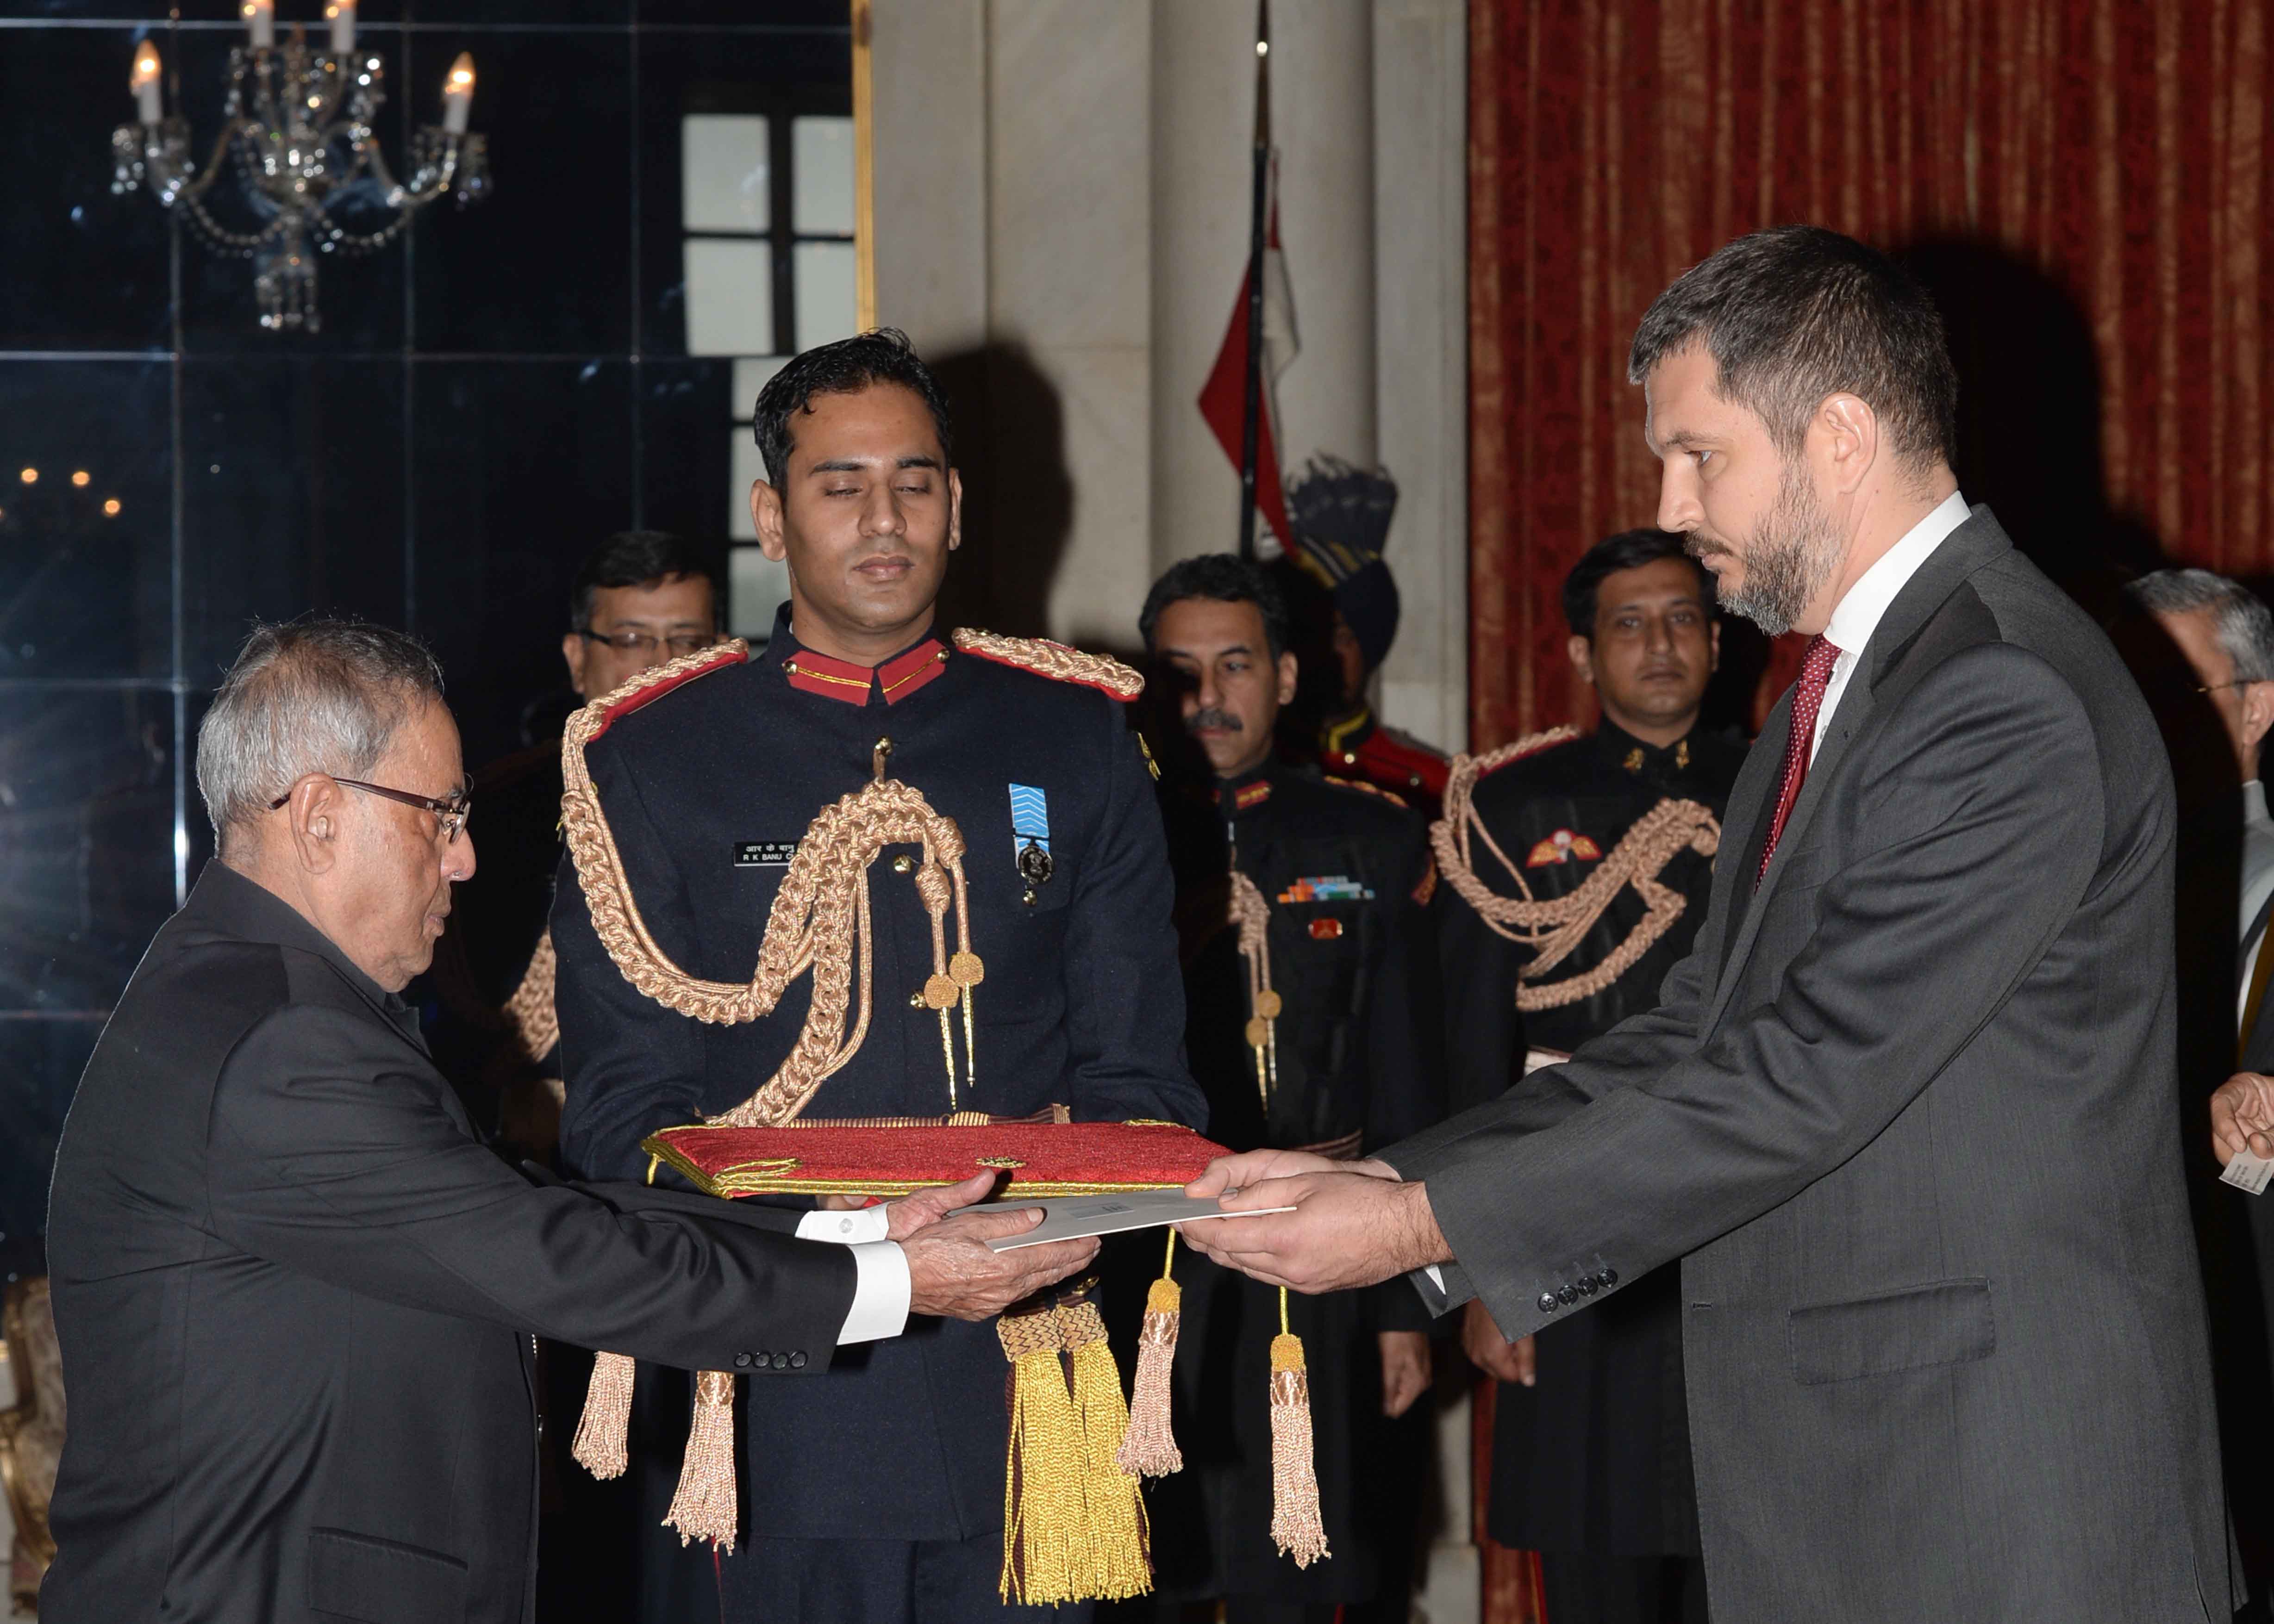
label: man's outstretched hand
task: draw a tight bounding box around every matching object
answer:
[2211,1071,2274,1166]
[1176,1155,1451,1295]
[883,1171,1099,1321]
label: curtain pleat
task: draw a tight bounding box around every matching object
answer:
[1468,0,2274,746]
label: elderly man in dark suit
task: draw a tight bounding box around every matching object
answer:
[39,620,1093,1624]
[1182,226,2231,1622]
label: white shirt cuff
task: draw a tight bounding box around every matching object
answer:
[795,1206,892,1244]
[1424,1265,1446,1292]
[790,1207,908,1344]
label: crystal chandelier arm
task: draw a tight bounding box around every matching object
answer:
[365,132,461,210]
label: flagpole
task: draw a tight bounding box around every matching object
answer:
[1236,0,1271,560]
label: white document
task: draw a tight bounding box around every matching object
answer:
[2223,1149,2274,1196]
[953,1188,1296,1251]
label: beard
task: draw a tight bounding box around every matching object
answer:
[1700,462,1846,637]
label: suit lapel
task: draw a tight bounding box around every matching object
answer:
[1712,702,1787,976]
[1700,506,2015,1034]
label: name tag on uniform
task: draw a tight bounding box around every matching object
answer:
[2224,1149,2274,1195]
[733,840,800,867]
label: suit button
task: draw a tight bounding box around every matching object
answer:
[771,1353,790,1370]
[1578,1276,1599,1296]
[734,1352,754,1368]
[1537,1291,1558,1313]
[1556,1285,1578,1306]
[790,1351,808,1369]
[1600,1267,1618,1288]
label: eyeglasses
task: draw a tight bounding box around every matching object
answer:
[578,628,719,659]
[268,775,474,844]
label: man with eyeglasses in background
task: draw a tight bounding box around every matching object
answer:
[424,530,725,1624]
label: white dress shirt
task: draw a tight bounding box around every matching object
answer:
[1810,489,1973,764]
[791,1205,910,1344]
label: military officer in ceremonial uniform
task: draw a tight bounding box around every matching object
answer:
[1443,529,1743,1624]
[1281,459,1450,813]
[551,330,1204,1624]
[1134,554,1442,1623]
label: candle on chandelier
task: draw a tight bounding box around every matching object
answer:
[243,0,274,50]
[440,53,476,136]
[326,0,356,54]
[130,41,162,126]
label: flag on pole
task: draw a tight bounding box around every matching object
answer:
[1198,168,1299,555]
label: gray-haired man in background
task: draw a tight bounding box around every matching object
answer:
[39,619,1093,1624]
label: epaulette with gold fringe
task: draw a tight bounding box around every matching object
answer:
[952,628,1144,700]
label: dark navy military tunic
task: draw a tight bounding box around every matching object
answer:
[1439,718,1743,1559]
[552,605,1204,1544]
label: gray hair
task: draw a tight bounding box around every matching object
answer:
[197,619,447,846]
[2124,568,2274,684]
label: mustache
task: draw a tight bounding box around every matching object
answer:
[1186,708,1243,734]
[1683,533,1730,561]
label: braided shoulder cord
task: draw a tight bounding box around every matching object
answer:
[1228,871,1280,1108]
[560,643,981,1126]
[950,628,1145,699]
[1429,729,1722,1012]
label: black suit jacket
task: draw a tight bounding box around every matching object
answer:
[1392,510,2231,1620]
[42,862,858,1624]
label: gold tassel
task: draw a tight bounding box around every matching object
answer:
[1057,1301,1152,1600]
[571,1350,636,1480]
[663,1369,739,1551]
[1268,1290,1330,1568]
[1000,1305,1086,1605]
[1118,1231,1184,1477]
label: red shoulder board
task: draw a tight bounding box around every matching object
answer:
[1323,774,1410,810]
[583,641,748,744]
[951,628,1144,700]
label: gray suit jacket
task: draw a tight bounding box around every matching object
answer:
[1390,509,2230,1621]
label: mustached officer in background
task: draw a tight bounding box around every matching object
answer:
[1131,553,1443,1624]
[1442,529,1743,1624]
[550,330,1206,1624]
[1280,460,1450,816]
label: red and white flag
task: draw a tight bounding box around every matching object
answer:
[1197,163,1299,555]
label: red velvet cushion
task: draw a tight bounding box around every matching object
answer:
[641,1119,1229,1198]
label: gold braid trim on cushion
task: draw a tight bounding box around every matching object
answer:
[1431,729,1721,1012]
[951,628,1144,700]
[561,641,982,1125]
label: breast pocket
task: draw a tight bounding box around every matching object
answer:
[1787,1277,1996,1386]
[307,1527,469,1623]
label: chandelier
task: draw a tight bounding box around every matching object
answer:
[110,1,490,334]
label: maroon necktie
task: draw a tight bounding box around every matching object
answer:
[1757,635,1842,886]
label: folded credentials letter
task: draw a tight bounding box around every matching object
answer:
[964,1188,1296,1251]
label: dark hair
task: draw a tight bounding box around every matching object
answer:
[1628,224,1959,472]
[1562,529,1713,640]
[568,531,720,633]
[752,327,955,490]
[1139,554,1291,660]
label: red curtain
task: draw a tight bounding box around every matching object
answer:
[1468,0,2274,747]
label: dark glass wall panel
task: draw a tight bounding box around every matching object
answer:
[0,684,182,1013]
[0,360,173,678]
[0,1017,102,1244]
[0,25,172,349]
[638,1,849,25]
[635,357,734,545]
[411,358,632,765]
[182,357,408,682]
[410,28,634,354]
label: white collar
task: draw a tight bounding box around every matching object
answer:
[1823,489,1972,658]
[2247,780,2272,831]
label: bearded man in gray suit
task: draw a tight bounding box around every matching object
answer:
[1181,225,2231,1622]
